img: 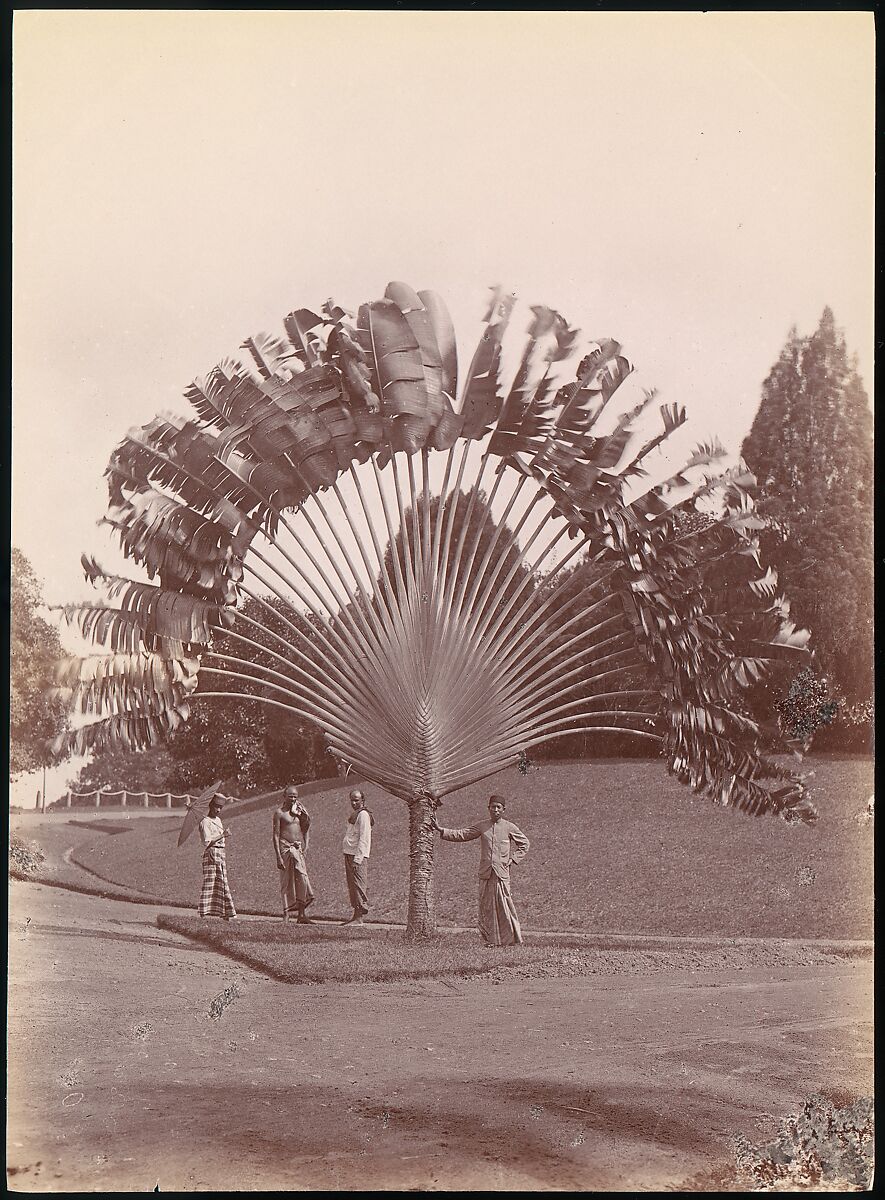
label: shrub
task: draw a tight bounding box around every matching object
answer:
[733,1093,874,1191]
[9,833,46,876]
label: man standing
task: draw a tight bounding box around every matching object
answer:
[272,784,315,924]
[342,788,373,924]
[432,795,529,946]
[199,795,237,920]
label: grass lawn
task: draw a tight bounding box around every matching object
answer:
[8,819,154,901]
[156,913,860,986]
[69,757,873,940]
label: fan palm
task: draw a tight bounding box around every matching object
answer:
[53,282,814,938]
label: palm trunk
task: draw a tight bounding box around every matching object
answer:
[406,795,436,939]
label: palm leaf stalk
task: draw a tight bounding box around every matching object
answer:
[52,282,816,939]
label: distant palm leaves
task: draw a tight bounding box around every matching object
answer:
[53,283,815,823]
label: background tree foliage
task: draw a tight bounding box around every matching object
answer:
[741,309,873,747]
[10,548,68,774]
[71,743,176,794]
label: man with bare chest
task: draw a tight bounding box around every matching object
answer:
[272,785,315,923]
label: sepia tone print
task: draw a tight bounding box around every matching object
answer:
[9,11,873,1192]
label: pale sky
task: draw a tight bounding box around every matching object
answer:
[12,10,875,605]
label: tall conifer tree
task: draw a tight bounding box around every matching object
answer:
[742,310,873,732]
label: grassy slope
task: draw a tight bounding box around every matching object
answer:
[9,819,147,898]
[71,758,873,939]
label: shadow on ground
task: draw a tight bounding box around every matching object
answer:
[104,1076,734,1191]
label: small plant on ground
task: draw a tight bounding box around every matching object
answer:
[9,833,46,877]
[733,1093,874,1191]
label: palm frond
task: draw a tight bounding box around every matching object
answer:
[54,281,813,821]
[458,286,516,440]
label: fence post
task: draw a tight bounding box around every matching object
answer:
[121,792,127,808]
[165,793,172,809]
[96,790,103,808]
[66,792,72,808]
[143,793,149,808]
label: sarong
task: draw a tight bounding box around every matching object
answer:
[344,854,369,915]
[200,846,237,919]
[478,875,522,946]
[280,840,314,917]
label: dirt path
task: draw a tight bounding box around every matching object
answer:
[7,879,873,1192]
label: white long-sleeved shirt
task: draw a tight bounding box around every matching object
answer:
[342,809,371,861]
[199,815,225,849]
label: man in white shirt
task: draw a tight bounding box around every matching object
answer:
[342,789,373,924]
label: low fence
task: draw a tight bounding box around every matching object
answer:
[53,790,233,810]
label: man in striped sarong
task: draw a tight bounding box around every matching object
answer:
[433,795,529,946]
[199,796,237,919]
